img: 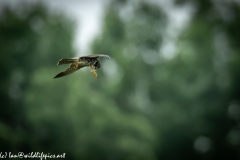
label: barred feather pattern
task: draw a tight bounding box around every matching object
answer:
[57,58,77,65]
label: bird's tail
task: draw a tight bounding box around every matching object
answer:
[54,71,66,78]
[57,58,77,65]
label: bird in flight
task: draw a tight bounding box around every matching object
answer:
[54,54,110,79]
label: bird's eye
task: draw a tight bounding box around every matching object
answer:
[94,61,101,69]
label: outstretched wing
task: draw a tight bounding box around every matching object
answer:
[57,57,79,65]
[80,54,110,59]
[54,64,84,79]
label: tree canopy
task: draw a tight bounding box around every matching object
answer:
[0,0,239,160]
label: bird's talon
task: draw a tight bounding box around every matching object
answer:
[93,71,97,78]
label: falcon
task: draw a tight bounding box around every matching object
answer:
[54,54,110,79]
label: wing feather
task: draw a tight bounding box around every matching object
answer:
[57,57,78,65]
[54,64,84,79]
[80,54,110,59]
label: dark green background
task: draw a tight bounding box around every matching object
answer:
[0,0,240,159]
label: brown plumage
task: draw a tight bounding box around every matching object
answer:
[54,54,110,79]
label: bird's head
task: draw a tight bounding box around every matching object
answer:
[94,60,101,69]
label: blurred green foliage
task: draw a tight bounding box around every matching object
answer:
[0,0,240,160]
